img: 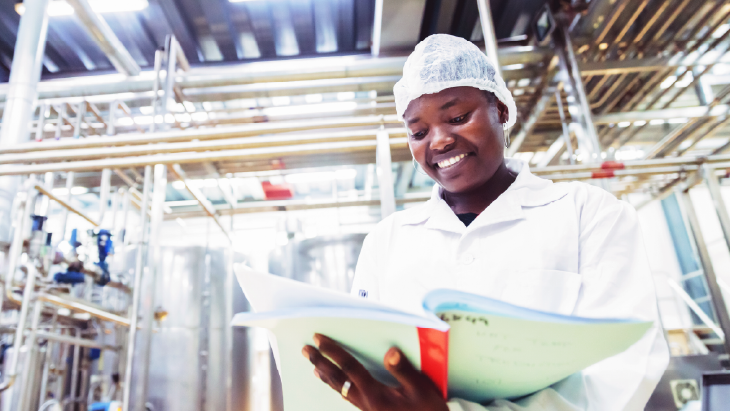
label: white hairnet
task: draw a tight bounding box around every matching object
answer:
[393,34,517,129]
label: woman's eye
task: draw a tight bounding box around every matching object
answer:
[450,114,467,123]
[410,131,426,139]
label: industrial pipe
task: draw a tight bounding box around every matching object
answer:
[0,115,401,153]
[65,0,141,76]
[34,184,99,227]
[36,293,130,327]
[476,0,501,78]
[4,182,37,309]
[122,165,152,411]
[0,265,40,392]
[0,0,51,244]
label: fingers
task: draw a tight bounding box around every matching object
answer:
[302,344,364,408]
[314,334,377,388]
[383,347,432,394]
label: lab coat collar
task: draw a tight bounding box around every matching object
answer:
[401,159,568,233]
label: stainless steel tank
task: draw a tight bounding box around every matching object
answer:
[128,246,250,411]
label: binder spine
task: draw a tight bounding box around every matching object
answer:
[417,327,449,399]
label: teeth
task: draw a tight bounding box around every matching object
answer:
[438,154,467,169]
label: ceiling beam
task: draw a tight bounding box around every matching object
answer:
[594,105,730,124]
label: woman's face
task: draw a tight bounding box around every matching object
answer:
[404,87,509,194]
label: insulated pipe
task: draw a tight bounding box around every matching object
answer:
[0,0,50,244]
[149,50,163,134]
[0,264,40,393]
[476,0,501,78]
[0,115,401,153]
[162,37,178,119]
[56,171,74,244]
[18,299,44,411]
[703,165,730,259]
[371,0,384,57]
[35,293,130,327]
[679,189,730,354]
[376,127,396,219]
[134,164,166,411]
[122,166,152,411]
[65,0,140,76]
[98,168,112,225]
[35,103,47,142]
[4,181,37,309]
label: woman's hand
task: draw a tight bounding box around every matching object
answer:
[302,334,449,411]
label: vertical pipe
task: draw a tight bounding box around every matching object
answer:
[98,168,111,226]
[121,166,152,411]
[224,248,234,411]
[73,101,86,139]
[0,0,51,244]
[37,171,54,217]
[371,0,384,57]
[704,165,730,257]
[476,0,501,78]
[679,189,730,354]
[37,312,58,407]
[54,105,65,140]
[35,104,47,142]
[134,164,166,411]
[150,50,163,134]
[5,181,37,308]
[56,171,74,244]
[17,299,43,411]
[110,190,119,234]
[0,264,39,392]
[376,128,396,219]
[68,333,81,411]
[554,89,575,165]
[108,101,117,136]
[162,38,178,129]
[557,25,600,161]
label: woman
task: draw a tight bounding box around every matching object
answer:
[302,34,669,411]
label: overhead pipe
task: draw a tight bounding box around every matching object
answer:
[65,0,141,76]
[98,168,111,224]
[0,0,50,244]
[0,115,401,154]
[476,0,501,78]
[0,48,551,102]
[371,0,384,57]
[36,293,130,327]
[34,184,99,227]
[0,128,407,164]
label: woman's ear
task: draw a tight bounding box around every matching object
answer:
[496,100,509,125]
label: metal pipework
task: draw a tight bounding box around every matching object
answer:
[0,115,401,154]
[98,168,112,225]
[703,165,730,264]
[122,165,152,411]
[65,0,140,76]
[134,164,166,411]
[0,0,50,244]
[34,184,99,227]
[18,299,44,411]
[36,293,130,327]
[35,331,116,350]
[56,171,74,244]
[372,0,384,57]
[4,181,38,309]
[0,128,407,165]
[679,188,730,354]
[376,127,396,219]
[169,164,233,242]
[0,264,40,392]
[476,0,501,78]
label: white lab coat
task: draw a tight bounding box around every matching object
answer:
[350,158,669,411]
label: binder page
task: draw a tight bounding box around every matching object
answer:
[443,309,650,402]
[235,314,422,411]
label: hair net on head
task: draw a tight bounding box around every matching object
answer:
[393,34,517,129]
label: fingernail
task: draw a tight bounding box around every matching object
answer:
[313,334,321,347]
[313,369,321,379]
[388,348,400,366]
[302,347,309,359]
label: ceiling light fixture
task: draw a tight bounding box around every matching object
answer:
[15,0,149,16]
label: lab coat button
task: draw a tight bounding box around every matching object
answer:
[461,253,475,265]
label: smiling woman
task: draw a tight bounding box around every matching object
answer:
[303,34,669,411]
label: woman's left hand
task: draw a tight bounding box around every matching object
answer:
[302,333,449,411]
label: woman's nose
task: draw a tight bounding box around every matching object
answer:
[429,127,455,152]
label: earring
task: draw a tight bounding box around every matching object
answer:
[504,125,511,148]
[412,159,428,175]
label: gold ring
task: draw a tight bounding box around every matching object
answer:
[341,380,352,398]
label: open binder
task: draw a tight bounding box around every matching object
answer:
[232,265,652,411]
